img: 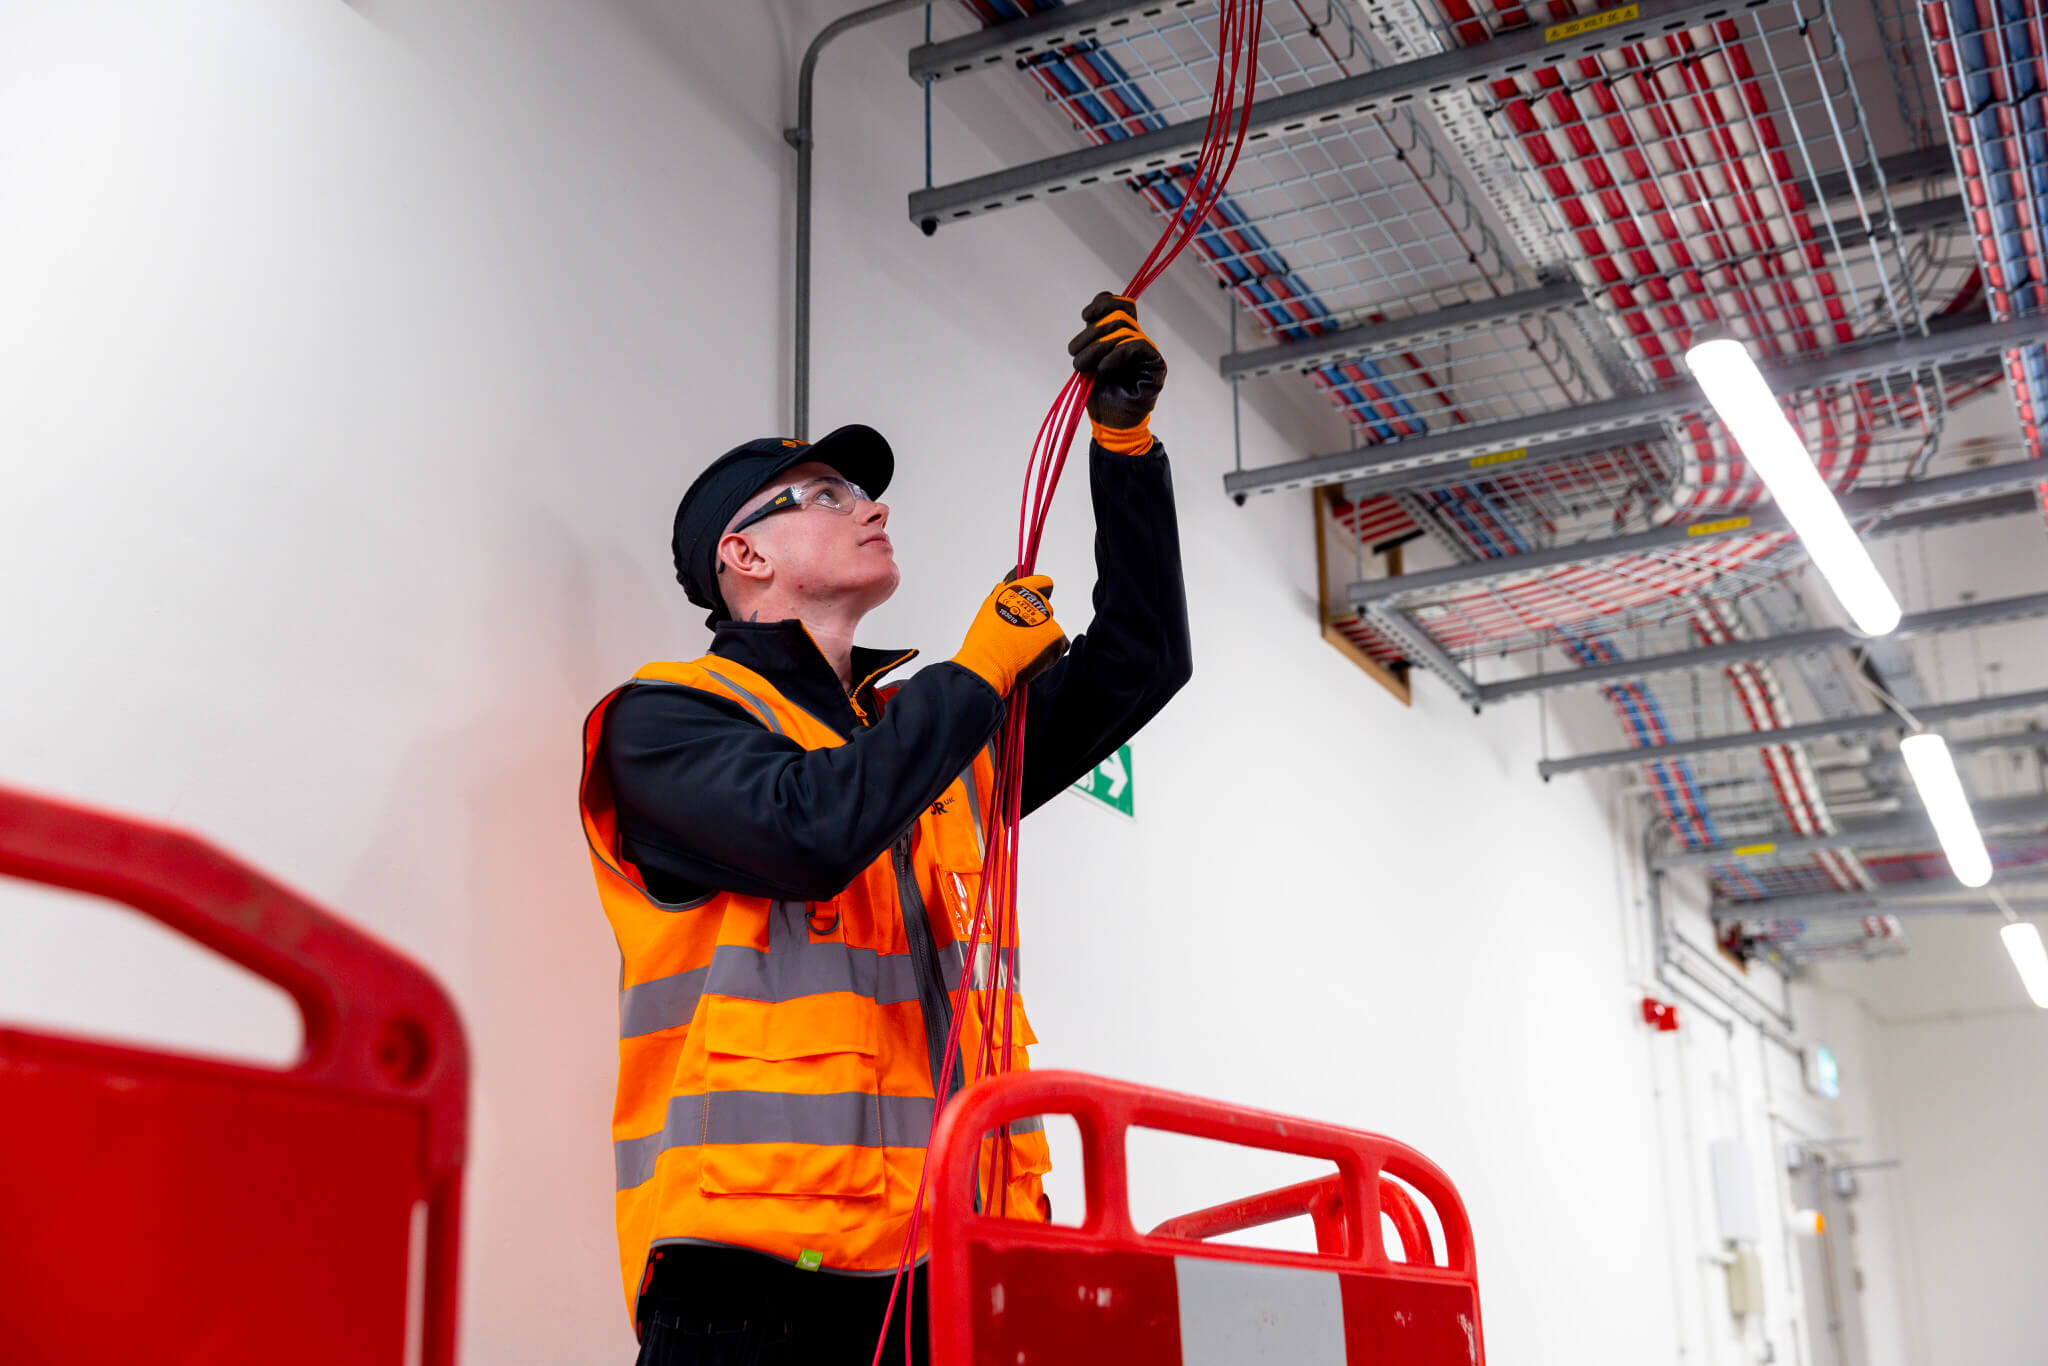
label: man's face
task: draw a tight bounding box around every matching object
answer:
[721,460,898,614]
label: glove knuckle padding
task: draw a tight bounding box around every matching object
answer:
[1081,291,1133,325]
[1068,293,1163,430]
[953,576,1064,695]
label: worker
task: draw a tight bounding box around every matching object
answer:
[576,294,1191,1365]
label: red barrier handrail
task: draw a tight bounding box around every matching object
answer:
[0,784,468,1364]
[1151,1172,1437,1265]
[928,1069,1482,1364]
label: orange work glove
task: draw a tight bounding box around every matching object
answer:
[951,575,1068,696]
[1068,291,1167,455]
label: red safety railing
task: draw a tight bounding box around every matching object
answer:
[0,785,469,1365]
[928,1070,1483,1366]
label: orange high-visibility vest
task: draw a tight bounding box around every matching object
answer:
[580,655,1048,1318]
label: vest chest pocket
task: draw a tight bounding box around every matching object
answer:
[696,995,887,1199]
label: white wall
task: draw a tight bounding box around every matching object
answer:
[0,2,1913,1362]
[1807,918,2048,1366]
[1877,1010,2048,1364]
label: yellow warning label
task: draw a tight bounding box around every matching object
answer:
[1685,516,1753,537]
[1545,3,1640,42]
[1731,842,1778,857]
[1468,447,1529,469]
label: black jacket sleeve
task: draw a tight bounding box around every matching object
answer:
[1017,439,1194,814]
[601,663,1004,903]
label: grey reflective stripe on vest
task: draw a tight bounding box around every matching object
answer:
[960,762,984,861]
[615,1090,938,1191]
[937,941,1022,993]
[695,664,784,735]
[621,902,924,1039]
[1008,1115,1045,1136]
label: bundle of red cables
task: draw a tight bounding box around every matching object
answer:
[872,4,1265,1361]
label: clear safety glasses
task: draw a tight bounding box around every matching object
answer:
[728,476,872,535]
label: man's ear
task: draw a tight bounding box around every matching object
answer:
[718,532,773,585]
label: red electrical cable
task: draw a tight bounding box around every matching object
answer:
[870,6,1264,1363]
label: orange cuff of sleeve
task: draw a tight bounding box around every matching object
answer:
[1090,417,1155,456]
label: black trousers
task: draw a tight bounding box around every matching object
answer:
[633,1245,930,1366]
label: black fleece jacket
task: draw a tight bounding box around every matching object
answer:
[600,440,1192,905]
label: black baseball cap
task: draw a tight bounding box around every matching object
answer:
[671,424,894,623]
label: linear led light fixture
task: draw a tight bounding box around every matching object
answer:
[1994,887,2048,1008]
[1899,732,1993,888]
[1684,337,1902,635]
[2001,922,2048,1008]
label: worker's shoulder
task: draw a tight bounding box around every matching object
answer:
[600,659,766,741]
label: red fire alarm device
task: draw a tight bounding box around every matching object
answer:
[1640,996,1681,1032]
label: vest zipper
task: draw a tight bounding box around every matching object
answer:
[893,833,961,1112]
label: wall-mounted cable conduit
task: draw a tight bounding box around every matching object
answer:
[788,0,936,439]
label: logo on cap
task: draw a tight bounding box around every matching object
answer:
[780,439,807,448]
[995,584,1051,627]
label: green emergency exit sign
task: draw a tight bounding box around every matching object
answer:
[1071,743,1133,818]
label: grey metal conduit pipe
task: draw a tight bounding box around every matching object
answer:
[788,0,935,439]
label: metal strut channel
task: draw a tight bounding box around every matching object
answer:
[909,0,1204,83]
[1652,794,2048,870]
[1218,279,1587,381]
[1711,877,2048,923]
[1361,603,1482,708]
[1538,685,2048,780]
[1476,589,2048,704]
[1337,423,1671,503]
[1216,192,1960,386]
[1224,314,2048,499]
[908,0,1783,230]
[1346,461,2048,609]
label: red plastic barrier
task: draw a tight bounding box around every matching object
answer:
[1152,1172,1436,1265]
[0,785,469,1365]
[928,1070,1483,1366]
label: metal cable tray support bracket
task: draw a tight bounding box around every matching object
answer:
[1346,461,2044,611]
[1218,278,1587,381]
[1652,794,2048,870]
[910,0,1206,83]
[1712,876,2048,923]
[1471,590,2048,704]
[908,0,1782,230]
[1226,315,2048,499]
[1539,684,2048,780]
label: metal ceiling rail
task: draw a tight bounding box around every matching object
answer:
[1948,727,2048,759]
[1477,589,2048,704]
[1834,195,1969,252]
[1874,490,2041,536]
[1711,877,2048,923]
[1336,423,1673,503]
[1223,314,2048,499]
[1548,197,1969,303]
[909,0,1200,84]
[1348,460,2046,609]
[1538,685,2048,780]
[1362,603,1485,708]
[1218,279,1585,381]
[908,0,1780,229]
[1791,146,1957,203]
[1651,794,2048,870]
